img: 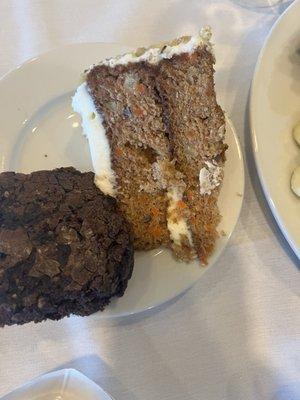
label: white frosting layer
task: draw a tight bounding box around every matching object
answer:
[167,187,194,247]
[92,27,212,69]
[199,161,222,195]
[72,83,116,197]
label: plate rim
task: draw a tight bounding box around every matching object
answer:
[249,0,300,260]
[0,42,245,318]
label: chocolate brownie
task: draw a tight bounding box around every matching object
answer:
[0,167,134,326]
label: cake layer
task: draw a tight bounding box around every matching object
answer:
[155,46,226,261]
[72,83,116,197]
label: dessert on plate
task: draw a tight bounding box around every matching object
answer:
[73,27,227,263]
[0,167,134,326]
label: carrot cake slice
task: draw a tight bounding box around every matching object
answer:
[72,27,227,264]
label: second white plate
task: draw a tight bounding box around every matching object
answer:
[0,42,244,317]
[250,0,300,259]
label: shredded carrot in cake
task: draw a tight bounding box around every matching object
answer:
[115,147,123,157]
[176,200,187,210]
[186,191,194,201]
[150,206,160,217]
[189,53,198,63]
[149,225,164,237]
[136,83,146,94]
[133,105,145,117]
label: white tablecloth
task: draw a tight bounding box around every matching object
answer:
[0,1,299,399]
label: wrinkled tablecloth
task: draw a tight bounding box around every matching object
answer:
[0,1,299,399]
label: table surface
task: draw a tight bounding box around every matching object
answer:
[0,1,299,399]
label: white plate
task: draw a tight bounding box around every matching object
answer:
[1,369,113,400]
[250,0,300,259]
[0,43,244,317]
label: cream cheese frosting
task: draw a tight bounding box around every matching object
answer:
[72,83,116,197]
[87,27,213,70]
[167,187,194,248]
